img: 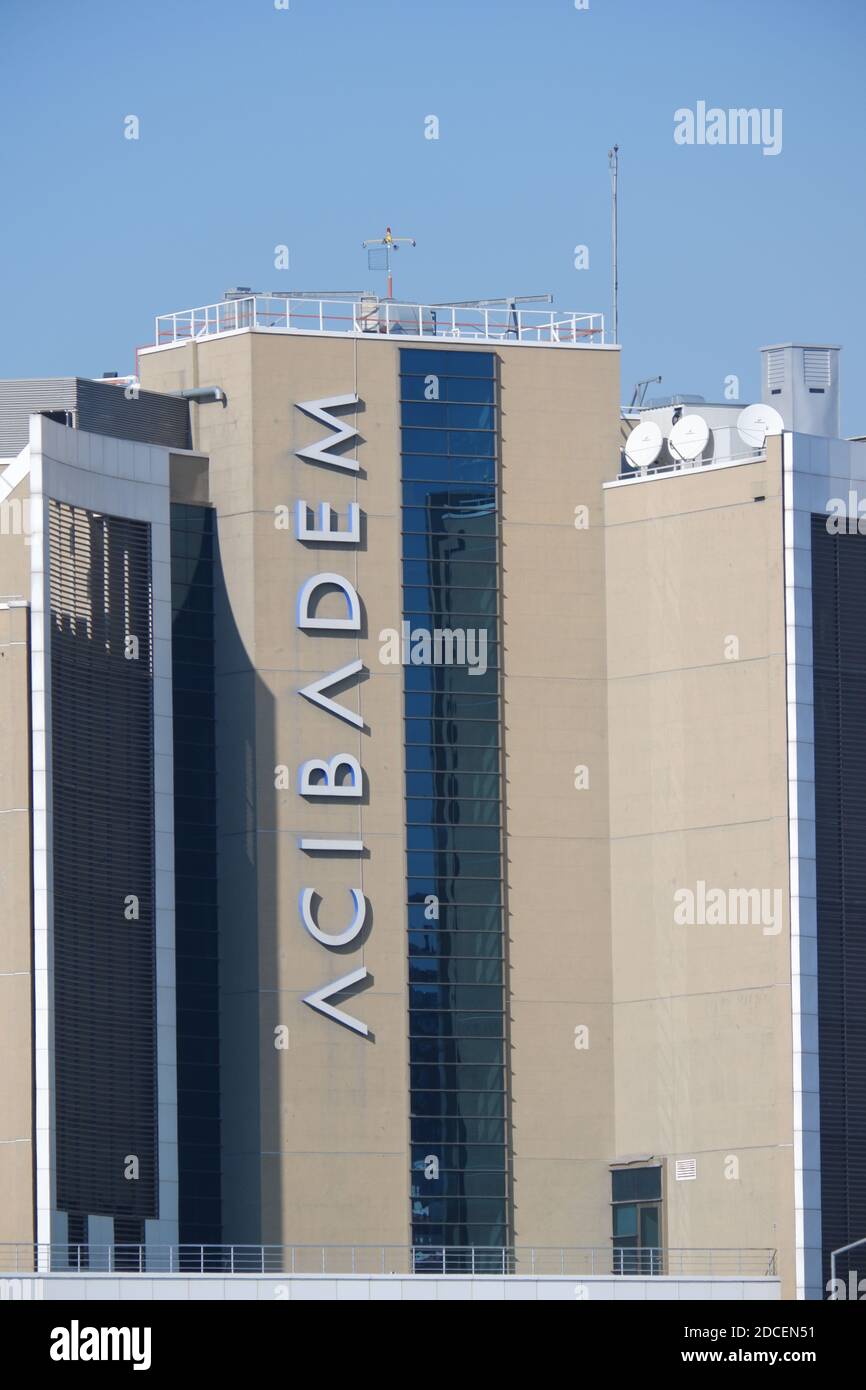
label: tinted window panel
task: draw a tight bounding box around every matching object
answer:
[410,1170,507,1199]
[410,1037,504,1065]
[401,532,498,563]
[410,1062,504,1091]
[408,930,503,960]
[410,652,496,682]
[173,692,213,721]
[401,402,495,430]
[409,957,504,987]
[174,743,216,773]
[407,903,503,933]
[402,457,496,484]
[405,744,500,774]
[403,504,497,535]
[403,481,496,509]
[406,771,500,799]
[173,578,214,611]
[404,664,499,697]
[404,587,497,618]
[411,1143,506,1170]
[406,799,500,827]
[411,1090,507,1118]
[400,376,496,404]
[409,1013,504,1043]
[403,559,497,589]
[409,984,504,1012]
[408,851,500,881]
[404,690,500,720]
[409,1197,507,1227]
[408,879,503,907]
[400,349,495,377]
[405,719,500,748]
[172,715,214,746]
[407,824,501,854]
[611,1167,663,1202]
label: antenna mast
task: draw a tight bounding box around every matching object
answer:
[630,375,662,409]
[362,226,416,300]
[608,144,619,344]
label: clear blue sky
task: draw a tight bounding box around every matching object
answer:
[1,0,864,430]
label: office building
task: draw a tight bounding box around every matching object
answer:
[0,296,862,1300]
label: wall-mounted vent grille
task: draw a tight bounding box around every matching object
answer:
[49,500,158,1221]
[804,350,832,388]
[674,1159,697,1181]
[766,351,786,390]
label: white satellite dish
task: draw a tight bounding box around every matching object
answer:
[669,414,710,462]
[737,402,785,450]
[624,420,663,470]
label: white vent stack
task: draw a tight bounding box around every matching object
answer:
[761,343,841,438]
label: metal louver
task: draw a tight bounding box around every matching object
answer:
[49,500,158,1221]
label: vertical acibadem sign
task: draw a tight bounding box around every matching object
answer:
[294,395,370,1037]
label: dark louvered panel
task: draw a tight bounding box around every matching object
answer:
[170,504,221,1245]
[811,515,866,1287]
[50,501,158,1220]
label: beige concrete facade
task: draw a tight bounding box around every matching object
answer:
[142,332,411,1246]
[500,347,619,1250]
[603,445,796,1294]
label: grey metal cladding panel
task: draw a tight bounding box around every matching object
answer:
[0,377,191,455]
[0,378,78,456]
[170,452,210,505]
[76,379,191,450]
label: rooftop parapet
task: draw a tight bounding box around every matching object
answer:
[150,294,607,352]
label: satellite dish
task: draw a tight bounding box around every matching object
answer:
[737,403,785,450]
[669,414,710,462]
[624,420,663,470]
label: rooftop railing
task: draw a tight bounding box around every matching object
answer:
[153,297,605,350]
[1,1243,777,1278]
[613,424,769,483]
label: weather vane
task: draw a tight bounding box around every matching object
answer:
[362,226,416,300]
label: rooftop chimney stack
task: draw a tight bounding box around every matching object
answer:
[761,343,841,438]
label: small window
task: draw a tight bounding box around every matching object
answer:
[612,1166,662,1202]
[611,1165,663,1275]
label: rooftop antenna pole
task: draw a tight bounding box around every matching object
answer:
[608,144,619,344]
[362,226,416,300]
[630,375,663,409]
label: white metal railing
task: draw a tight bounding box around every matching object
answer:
[154,297,605,349]
[0,1243,777,1278]
[615,448,766,482]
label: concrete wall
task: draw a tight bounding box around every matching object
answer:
[501,345,620,1247]
[143,333,411,1247]
[603,451,795,1295]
